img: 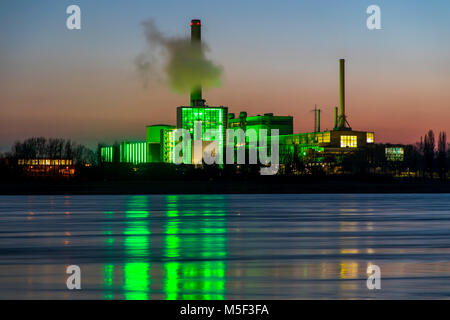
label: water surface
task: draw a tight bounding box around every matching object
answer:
[0,194,449,299]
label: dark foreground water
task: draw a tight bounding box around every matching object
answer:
[0,194,450,300]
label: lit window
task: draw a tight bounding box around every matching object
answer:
[366,132,374,143]
[340,135,357,148]
[317,132,331,144]
[385,147,404,161]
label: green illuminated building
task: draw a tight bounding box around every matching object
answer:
[276,130,375,165]
[176,102,228,164]
[146,124,175,163]
[96,20,379,172]
[161,127,177,164]
[120,141,148,164]
[100,146,115,163]
[228,112,293,137]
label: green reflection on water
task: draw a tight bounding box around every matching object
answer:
[103,195,227,300]
[163,195,227,300]
[104,264,114,300]
[103,209,115,299]
[123,196,151,300]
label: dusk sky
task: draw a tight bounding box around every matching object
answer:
[1,0,449,151]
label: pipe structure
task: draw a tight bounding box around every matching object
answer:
[317,109,321,132]
[190,19,203,106]
[339,58,345,128]
[334,106,338,129]
[337,59,351,130]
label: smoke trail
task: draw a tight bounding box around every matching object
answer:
[136,19,222,94]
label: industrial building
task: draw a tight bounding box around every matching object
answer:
[228,112,293,136]
[176,104,228,164]
[17,159,75,177]
[99,19,383,172]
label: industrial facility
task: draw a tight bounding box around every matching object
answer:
[99,19,385,172]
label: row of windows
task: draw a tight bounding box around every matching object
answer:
[340,135,358,148]
[385,147,404,161]
[181,108,224,124]
[100,147,114,163]
[283,132,331,145]
[317,132,331,144]
[18,159,73,166]
[121,142,147,164]
[181,109,225,142]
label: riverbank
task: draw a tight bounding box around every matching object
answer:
[0,178,449,195]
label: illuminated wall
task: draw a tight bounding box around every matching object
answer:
[281,131,331,146]
[146,125,175,163]
[97,108,375,167]
[165,128,192,164]
[275,130,375,164]
[18,159,73,166]
[161,128,176,163]
[120,141,147,164]
[228,112,293,142]
[146,125,174,144]
[276,132,330,164]
[100,146,114,163]
[176,106,228,164]
[17,158,76,177]
[340,135,357,148]
[385,147,404,161]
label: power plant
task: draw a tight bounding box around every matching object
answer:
[100,19,375,169]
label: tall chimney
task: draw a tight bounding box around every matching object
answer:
[339,58,345,128]
[334,106,338,129]
[190,19,203,106]
[317,109,321,132]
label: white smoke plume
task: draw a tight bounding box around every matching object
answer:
[136,19,222,94]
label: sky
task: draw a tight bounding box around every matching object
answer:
[1,0,449,151]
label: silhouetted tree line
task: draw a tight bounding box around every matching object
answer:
[3,137,96,165]
[420,130,448,180]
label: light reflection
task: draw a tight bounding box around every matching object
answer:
[163,195,227,300]
[101,195,227,300]
[338,208,361,293]
[103,210,115,299]
[123,196,151,300]
[104,264,114,300]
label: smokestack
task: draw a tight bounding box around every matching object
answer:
[339,59,345,128]
[190,19,203,106]
[337,59,351,130]
[334,106,338,129]
[317,109,321,132]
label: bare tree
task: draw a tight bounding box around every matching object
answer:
[423,130,435,178]
[438,132,447,180]
[10,137,95,165]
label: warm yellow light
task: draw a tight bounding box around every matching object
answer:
[340,135,357,148]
